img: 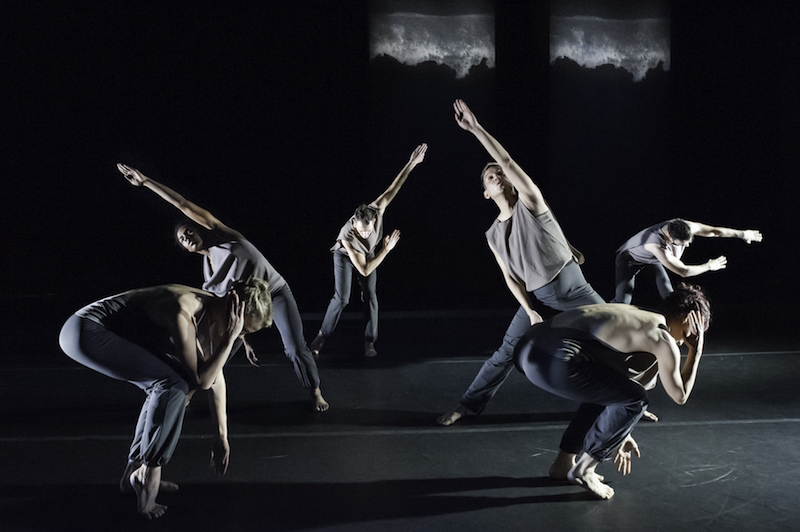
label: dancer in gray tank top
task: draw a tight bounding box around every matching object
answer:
[308,143,427,358]
[438,100,604,426]
[612,218,762,304]
[116,163,329,412]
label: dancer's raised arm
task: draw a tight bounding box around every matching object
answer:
[116,163,241,237]
[687,221,763,244]
[371,143,427,213]
[454,99,546,215]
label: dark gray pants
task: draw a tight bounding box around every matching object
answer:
[272,283,321,389]
[319,251,379,342]
[612,250,674,304]
[59,314,189,467]
[514,323,647,462]
[460,261,604,414]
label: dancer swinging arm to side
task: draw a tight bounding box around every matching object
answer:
[309,143,427,358]
[437,100,603,426]
[116,163,329,412]
[612,218,762,305]
[514,283,710,500]
[59,279,272,519]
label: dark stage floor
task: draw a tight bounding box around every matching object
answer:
[2,311,799,531]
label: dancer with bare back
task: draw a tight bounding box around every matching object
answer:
[514,283,710,499]
[59,279,272,518]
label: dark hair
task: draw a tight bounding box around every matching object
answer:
[661,283,711,330]
[667,218,693,243]
[353,204,378,224]
[174,219,209,248]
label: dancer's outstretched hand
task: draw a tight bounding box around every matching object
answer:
[613,434,640,476]
[117,163,147,186]
[210,435,230,475]
[384,229,401,251]
[409,143,428,166]
[453,99,479,132]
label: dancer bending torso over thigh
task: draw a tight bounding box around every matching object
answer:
[59,279,272,519]
[116,163,329,412]
[438,100,603,426]
[309,143,427,358]
[514,283,710,500]
[612,218,762,304]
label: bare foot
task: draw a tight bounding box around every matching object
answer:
[120,460,178,494]
[550,451,603,481]
[130,464,167,519]
[312,388,329,412]
[549,451,576,480]
[437,404,468,426]
[567,453,614,500]
[642,409,659,422]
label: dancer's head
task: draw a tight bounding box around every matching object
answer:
[231,277,273,333]
[175,220,208,253]
[480,163,516,199]
[666,218,693,246]
[661,283,711,345]
[352,204,377,239]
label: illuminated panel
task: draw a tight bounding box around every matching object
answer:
[369,2,494,79]
[550,4,670,82]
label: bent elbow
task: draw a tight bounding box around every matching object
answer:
[673,394,689,405]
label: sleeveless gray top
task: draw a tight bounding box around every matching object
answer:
[202,229,287,297]
[616,221,685,265]
[485,203,574,292]
[330,207,384,258]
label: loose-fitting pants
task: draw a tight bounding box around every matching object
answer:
[460,261,604,414]
[272,283,321,389]
[612,250,674,304]
[319,251,379,342]
[514,323,647,462]
[58,314,189,467]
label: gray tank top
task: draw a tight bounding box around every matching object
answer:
[202,229,287,297]
[485,203,574,292]
[616,221,685,265]
[330,207,384,258]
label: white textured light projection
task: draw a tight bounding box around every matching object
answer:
[550,16,670,81]
[370,12,495,78]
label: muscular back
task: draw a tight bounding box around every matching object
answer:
[549,304,669,356]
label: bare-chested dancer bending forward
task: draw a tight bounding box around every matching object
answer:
[514,283,710,499]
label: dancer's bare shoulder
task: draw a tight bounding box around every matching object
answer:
[551,304,667,355]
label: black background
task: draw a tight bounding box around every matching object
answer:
[3,1,797,355]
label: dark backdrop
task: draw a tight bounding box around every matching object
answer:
[3,1,797,358]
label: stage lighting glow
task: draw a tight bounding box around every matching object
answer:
[550,16,670,81]
[370,12,495,78]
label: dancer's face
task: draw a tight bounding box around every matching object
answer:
[482,167,513,199]
[354,219,375,239]
[177,226,203,253]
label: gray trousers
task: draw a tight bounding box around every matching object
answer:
[59,314,189,467]
[612,250,674,304]
[272,283,321,389]
[319,250,379,342]
[514,323,647,461]
[460,261,604,414]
